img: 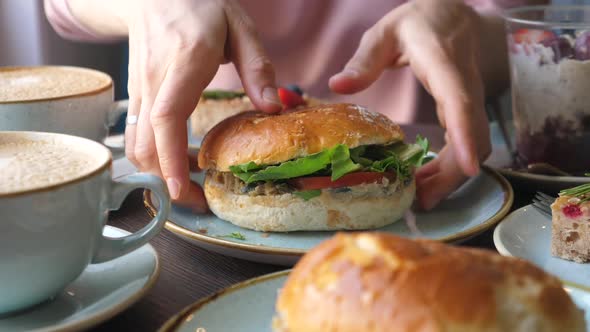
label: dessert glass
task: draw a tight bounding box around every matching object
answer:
[505,6,590,174]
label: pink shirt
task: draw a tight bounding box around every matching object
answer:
[45,0,525,123]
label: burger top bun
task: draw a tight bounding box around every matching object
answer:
[198,103,404,172]
[274,233,585,332]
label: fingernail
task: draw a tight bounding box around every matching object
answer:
[167,178,181,200]
[262,87,281,106]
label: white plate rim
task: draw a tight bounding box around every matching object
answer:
[144,166,513,257]
[493,206,590,293]
[27,225,161,332]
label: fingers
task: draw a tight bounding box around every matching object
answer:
[224,2,281,113]
[415,145,467,210]
[421,53,485,177]
[125,36,140,166]
[176,181,209,213]
[329,19,401,94]
[149,44,220,201]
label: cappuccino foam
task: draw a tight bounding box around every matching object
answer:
[0,136,104,194]
[0,66,111,103]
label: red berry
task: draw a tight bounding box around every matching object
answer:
[278,87,306,110]
[512,29,555,44]
[563,204,583,219]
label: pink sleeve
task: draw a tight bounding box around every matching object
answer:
[465,0,530,13]
[44,0,123,42]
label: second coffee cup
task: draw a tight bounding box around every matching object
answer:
[0,66,128,144]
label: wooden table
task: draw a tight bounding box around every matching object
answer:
[92,125,534,332]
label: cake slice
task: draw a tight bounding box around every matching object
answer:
[551,183,590,263]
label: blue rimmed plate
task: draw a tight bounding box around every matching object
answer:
[158,270,590,332]
[145,166,513,266]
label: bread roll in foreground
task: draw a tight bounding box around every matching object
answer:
[198,103,428,232]
[274,233,585,332]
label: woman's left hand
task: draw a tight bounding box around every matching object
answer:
[329,0,492,210]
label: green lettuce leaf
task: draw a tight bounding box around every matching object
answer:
[293,190,322,201]
[229,161,263,173]
[229,136,431,184]
[234,148,333,184]
[330,144,361,180]
[202,90,246,100]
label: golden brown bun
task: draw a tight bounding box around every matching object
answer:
[204,173,415,232]
[198,103,404,171]
[189,93,324,138]
[275,233,585,332]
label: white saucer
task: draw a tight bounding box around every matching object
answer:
[494,205,590,291]
[0,226,159,332]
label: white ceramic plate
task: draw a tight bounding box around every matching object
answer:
[494,205,590,291]
[145,167,513,266]
[0,226,159,332]
[158,270,590,332]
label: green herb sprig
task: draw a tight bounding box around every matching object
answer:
[219,232,246,240]
[560,174,590,203]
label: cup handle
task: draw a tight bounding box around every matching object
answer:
[91,173,170,264]
[108,99,129,127]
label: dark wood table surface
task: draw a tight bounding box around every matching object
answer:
[92,124,536,332]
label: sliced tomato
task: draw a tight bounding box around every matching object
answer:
[512,28,555,44]
[278,87,306,109]
[289,172,395,190]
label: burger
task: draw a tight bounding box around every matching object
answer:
[189,87,322,138]
[274,232,585,332]
[197,103,430,232]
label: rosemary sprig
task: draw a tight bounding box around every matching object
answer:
[560,173,590,203]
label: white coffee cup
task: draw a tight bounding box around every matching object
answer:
[0,66,128,144]
[0,131,170,315]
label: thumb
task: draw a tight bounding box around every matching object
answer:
[224,2,282,113]
[329,22,401,94]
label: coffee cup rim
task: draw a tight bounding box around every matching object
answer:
[0,66,113,105]
[0,131,112,198]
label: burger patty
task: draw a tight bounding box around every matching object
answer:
[207,170,295,196]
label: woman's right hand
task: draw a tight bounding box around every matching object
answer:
[86,0,283,212]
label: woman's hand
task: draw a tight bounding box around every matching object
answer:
[117,0,282,211]
[329,0,492,210]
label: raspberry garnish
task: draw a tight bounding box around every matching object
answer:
[563,204,583,219]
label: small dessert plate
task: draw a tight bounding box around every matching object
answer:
[158,270,590,332]
[0,226,159,332]
[145,166,513,266]
[494,205,590,291]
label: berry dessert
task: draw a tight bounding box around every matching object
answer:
[508,29,590,173]
[189,86,321,139]
[551,181,590,263]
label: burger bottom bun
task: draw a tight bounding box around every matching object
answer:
[204,174,415,232]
